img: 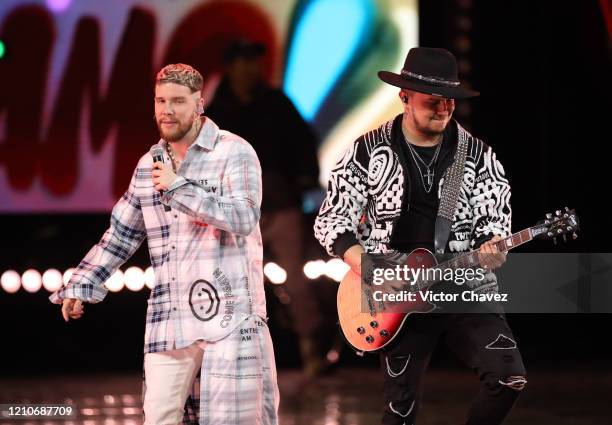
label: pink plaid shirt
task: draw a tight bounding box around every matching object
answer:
[50,117,267,353]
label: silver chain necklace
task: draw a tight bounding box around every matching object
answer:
[403,135,442,193]
[165,143,181,173]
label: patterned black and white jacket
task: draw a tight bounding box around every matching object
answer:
[314,115,511,265]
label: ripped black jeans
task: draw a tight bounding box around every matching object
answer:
[380,313,526,425]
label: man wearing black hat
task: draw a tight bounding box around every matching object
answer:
[314,47,526,424]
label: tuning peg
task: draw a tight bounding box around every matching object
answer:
[557,229,563,234]
[565,207,570,211]
[572,232,578,240]
[555,210,562,216]
[566,226,573,231]
[546,213,553,219]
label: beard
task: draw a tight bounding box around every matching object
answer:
[410,113,450,137]
[157,116,196,142]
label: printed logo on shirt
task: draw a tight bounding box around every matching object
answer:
[240,326,258,342]
[213,268,235,328]
[475,170,491,183]
[237,355,258,361]
[188,279,220,321]
[197,178,219,193]
[453,231,471,241]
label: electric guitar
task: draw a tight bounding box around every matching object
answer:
[337,207,580,353]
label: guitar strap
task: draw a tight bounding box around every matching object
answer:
[434,130,469,254]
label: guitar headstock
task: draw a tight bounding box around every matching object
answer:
[532,207,580,244]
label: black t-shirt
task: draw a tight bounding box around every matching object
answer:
[206,79,319,212]
[389,119,456,253]
[331,116,458,259]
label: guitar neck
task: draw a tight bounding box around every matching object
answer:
[416,226,541,290]
[492,227,537,253]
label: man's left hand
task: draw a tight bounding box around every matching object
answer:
[478,235,506,270]
[152,162,177,192]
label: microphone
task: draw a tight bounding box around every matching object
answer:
[149,144,171,212]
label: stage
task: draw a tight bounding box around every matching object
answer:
[1,366,609,424]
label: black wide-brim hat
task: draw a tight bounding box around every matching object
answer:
[378,47,479,99]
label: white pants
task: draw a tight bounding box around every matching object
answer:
[143,316,279,425]
[143,341,204,425]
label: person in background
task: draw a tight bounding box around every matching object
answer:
[207,39,325,377]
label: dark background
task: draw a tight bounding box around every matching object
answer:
[1,0,610,376]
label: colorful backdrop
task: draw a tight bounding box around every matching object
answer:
[0,0,418,212]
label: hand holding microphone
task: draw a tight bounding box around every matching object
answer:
[152,161,177,192]
[149,144,176,211]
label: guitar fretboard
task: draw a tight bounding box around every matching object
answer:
[415,227,537,291]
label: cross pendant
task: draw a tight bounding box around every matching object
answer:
[424,167,434,186]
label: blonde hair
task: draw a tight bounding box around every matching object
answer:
[155,63,203,93]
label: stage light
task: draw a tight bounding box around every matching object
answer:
[284,0,373,120]
[63,268,75,285]
[1,270,21,293]
[325,259,350,282]
[121,394,137,405]
[304,260,326,279]
[81,408,98,416]
[263,262,287,284]
[42,268,63,292]
[326,349,340,363]
[144,267,155,289]
[0,41,5,60]
[22,269,42,293]
[46,0,72,13]
[124,266,145,291]
[105,270,124,292]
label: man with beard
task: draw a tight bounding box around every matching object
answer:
[314,48,527,424]
[50,64,279,425]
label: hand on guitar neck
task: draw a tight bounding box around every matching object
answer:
[478,235,507,270]
[342,236,506,278]
[343,244,365,276]
[336,209,580,353]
